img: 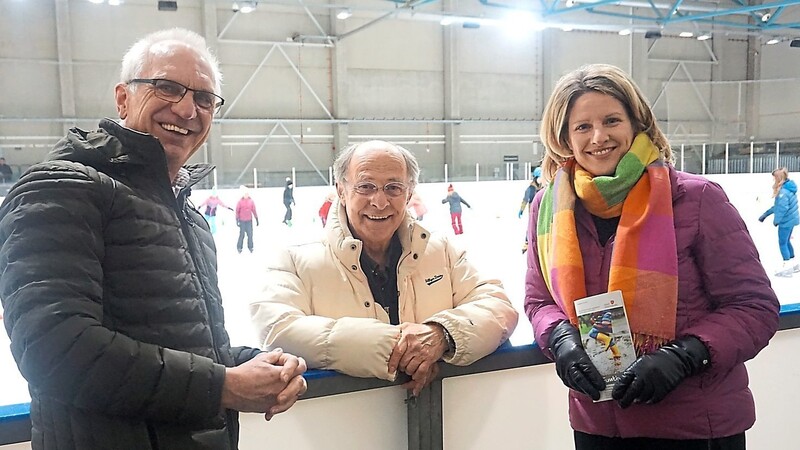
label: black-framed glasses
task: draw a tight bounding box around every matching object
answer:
[128,78,225,112]
[347,180,409,198]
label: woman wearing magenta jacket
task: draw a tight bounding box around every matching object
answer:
[525,64,779,449]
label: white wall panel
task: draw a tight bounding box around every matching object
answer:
[345,20,443,71]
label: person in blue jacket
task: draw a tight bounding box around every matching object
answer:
[519,166,543,253]
[759,167,799,277]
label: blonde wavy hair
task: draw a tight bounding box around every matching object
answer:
[772,167,789,198]
[539,64,672,182]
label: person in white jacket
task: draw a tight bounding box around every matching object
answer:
[250,140,519,396]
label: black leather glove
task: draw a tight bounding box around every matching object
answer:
[611,335,709,409]
[548,320,606,400]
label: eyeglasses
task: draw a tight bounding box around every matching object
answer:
[347,180,409,198]
[127,78,225,112]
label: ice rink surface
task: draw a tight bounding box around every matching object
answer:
[1,174,796,406]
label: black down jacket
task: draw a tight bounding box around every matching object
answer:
[0,119,260,450]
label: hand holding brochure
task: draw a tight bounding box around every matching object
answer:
[574,290,636,402]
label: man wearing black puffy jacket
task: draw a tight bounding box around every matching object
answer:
[0,28,306,450]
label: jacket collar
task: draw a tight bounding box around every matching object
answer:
[326,198,430,274]
[46,118,213,191]
[667,164,686,203]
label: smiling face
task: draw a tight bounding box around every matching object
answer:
[114,41,216,180]
[566,91,635,177]
[337,143,411,256]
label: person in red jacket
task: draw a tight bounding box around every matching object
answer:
[318,192,335,227]
[235,186,259,253]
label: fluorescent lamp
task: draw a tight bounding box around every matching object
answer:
[766,38,780,45]
[679,31,694,38]
[618,29,631,36]
[239,1,256,13]
[336,9,352,20]
[697,34,711,41]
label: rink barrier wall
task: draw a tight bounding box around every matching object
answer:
[2,308,799,448]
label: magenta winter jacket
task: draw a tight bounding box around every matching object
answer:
[525,166,779,439]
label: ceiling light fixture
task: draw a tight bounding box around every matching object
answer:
[679,31,694,38]
[336,8,352,20]
[440,16,454,26]
[766,38,780,45]
[697,33,711,41]
[618,29,631,36]
[233,1,257,13]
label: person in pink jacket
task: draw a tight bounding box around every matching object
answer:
[407,190,428,221]
[235,186,259,253]
[197,189,232,234]
[526,64,779,449]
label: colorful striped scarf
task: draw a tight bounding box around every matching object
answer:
[536,133,678,355]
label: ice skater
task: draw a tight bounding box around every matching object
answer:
[758,167,799,277]
[197,189,232,234]
[519,167,543,253]
[283,177,295,226]
[318,192,335,227]
[408,190,428,221]
[442,184,470,235]
[235,186,259,253]
[586,311,621,367]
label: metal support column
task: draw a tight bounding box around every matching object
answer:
[407,380,443,450]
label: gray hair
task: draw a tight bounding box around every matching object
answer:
[333,140,420,189]
[119,28,222,96]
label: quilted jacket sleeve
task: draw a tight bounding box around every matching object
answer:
[424,237,519,366]
[249,247,401,381]
[682,181,780,372]
[0,165,225,424]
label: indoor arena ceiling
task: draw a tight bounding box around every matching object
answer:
[249,0,800,42]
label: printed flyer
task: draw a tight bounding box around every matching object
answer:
[574,290,636,402]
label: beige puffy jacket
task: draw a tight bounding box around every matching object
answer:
[249,201,518,380]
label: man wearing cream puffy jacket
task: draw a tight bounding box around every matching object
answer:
[250,140,518,396]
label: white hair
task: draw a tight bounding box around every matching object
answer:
[119,28,222,95]
[333,141,420,190]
